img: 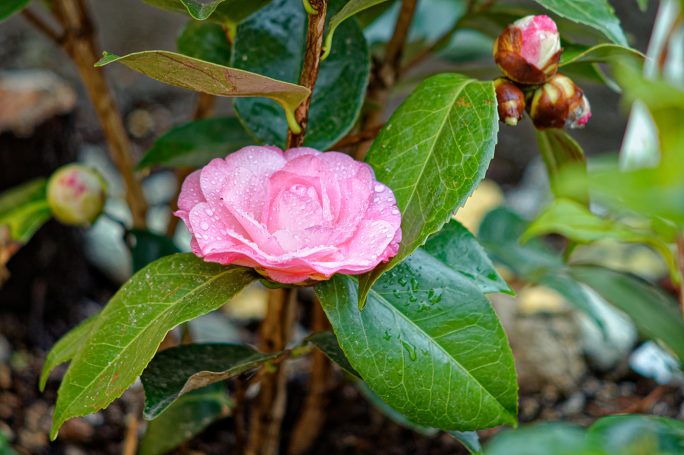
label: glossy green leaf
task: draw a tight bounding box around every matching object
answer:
[478,207,562,279]
[359,73,498,306]
[535,129,588,204]
[560,43,645,67]
[524,198,678,281]
[144,0,270,23]
[0,178,51,243]
[322,0,391,59]
[571,265,684,364]
[126,229,181,273]
[316,250,518,431]
[449,431,484,455]
[422,219,511,295]
[305,331,359,378]
[96,51,309,134]
[39,316,98,392]
[232,0,370,149]
[49,253,256,439]
[587,415,684,455]
[139,383,231,455]
[485,422,599,455]
[533,0,628,46]
[0,0,28,21]
[138,117,253,170]
[177,21,231,65]
[141,343,277,419]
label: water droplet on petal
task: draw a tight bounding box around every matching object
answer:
[201,222,209,230]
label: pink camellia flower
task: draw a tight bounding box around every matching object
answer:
[493,15,562,85]
[175,146,402,284]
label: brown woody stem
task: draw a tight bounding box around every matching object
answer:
[355,0,417,160]
[51,0,148,228]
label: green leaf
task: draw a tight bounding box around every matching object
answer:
[0,178,51,243]
[144,0,270,23]
[316,250,518,431]
[422,219,512,295]
[570,265,684,364]
[533,0,628,46]
[449,431,483,455]
[141,343,277,420]
[524,198,678,281]
[305,331,360,378]
[139,383,231,455]
[0,0,29,21]
[359,73,498,306]
[177,21,231,65]
[39,316,98,392]
[478,207,562,279]
[95,51,309,134]
[126,229,181,273]
[322,0,391,59]
[535,129,588,204]
[232,0,370,149]
[636,0,648,11]
[49,253,256,439]
[587,415,684,455]
[560,43,645,67]
[485,422,600,455]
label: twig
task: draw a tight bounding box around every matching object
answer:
[50,0,148,228]
[286,0,329,148]
[246,288,298,455]
[332,124,384,149]
[287,301,332,455]
[20,8,62,45]
[355,0,418,160]
[165,93,216,238]
[122,411,139,455]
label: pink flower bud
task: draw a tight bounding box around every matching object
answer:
[493,15,562,85]
[47,164,107,226]
[527,74,591,129]
[494,78,526,126]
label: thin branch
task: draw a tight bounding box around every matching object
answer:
[677,235,684,315]
[51,0,148,228]
[21,8,62,45]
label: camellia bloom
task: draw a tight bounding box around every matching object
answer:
[47,164,107,226]
[494,77,526,126]
[528,73,592,129]
[493,15,561,85]
[175,146,402,284]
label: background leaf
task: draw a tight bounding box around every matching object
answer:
[49,254,256,438]
[137,117,254,170]
[0,178,51,243]
[587,415,684,454]
[485,422,598,455]
[422,219,511,295]
[533,0,628,46]
[141,343,277,419]
[322,0,391,59]
[535,129,588,204]
[126,229,181,273]
[570,265,684,364]
[232,0,370,149]
[305,331,360,378]
[317,250,517,431]
[0,0,28,22]
[144,0,270,23]
[96,51,310,133]
[177,21,231,65]
[359,73,498,304]
[139,383,231,455]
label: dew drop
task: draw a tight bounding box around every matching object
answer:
[374,184,385,193]
[200,222,209,230]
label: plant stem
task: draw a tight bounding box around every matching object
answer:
[286,0,329,148]
[246,288,298,455]
[165,93,216,238]
[355,0,417,160]
[677,234,684,315]
[287,301,332,455]
[20,8,62,45]
[50,0,148,228]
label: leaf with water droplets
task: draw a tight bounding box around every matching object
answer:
[358,73,499,308]
[141,343,278,420]
[47,253,257,439]
[316,249,518,431]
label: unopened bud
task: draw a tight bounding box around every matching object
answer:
[494,78,526,126]
[528,74,592,129]
[47,164,107,226]
[493,15,561,85]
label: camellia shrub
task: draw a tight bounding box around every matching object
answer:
[1,0,684,454]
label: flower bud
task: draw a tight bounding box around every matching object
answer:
[494,78,526,126]
[47,164,107,226]
[493,15,561,85]
[527,74,592,129]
